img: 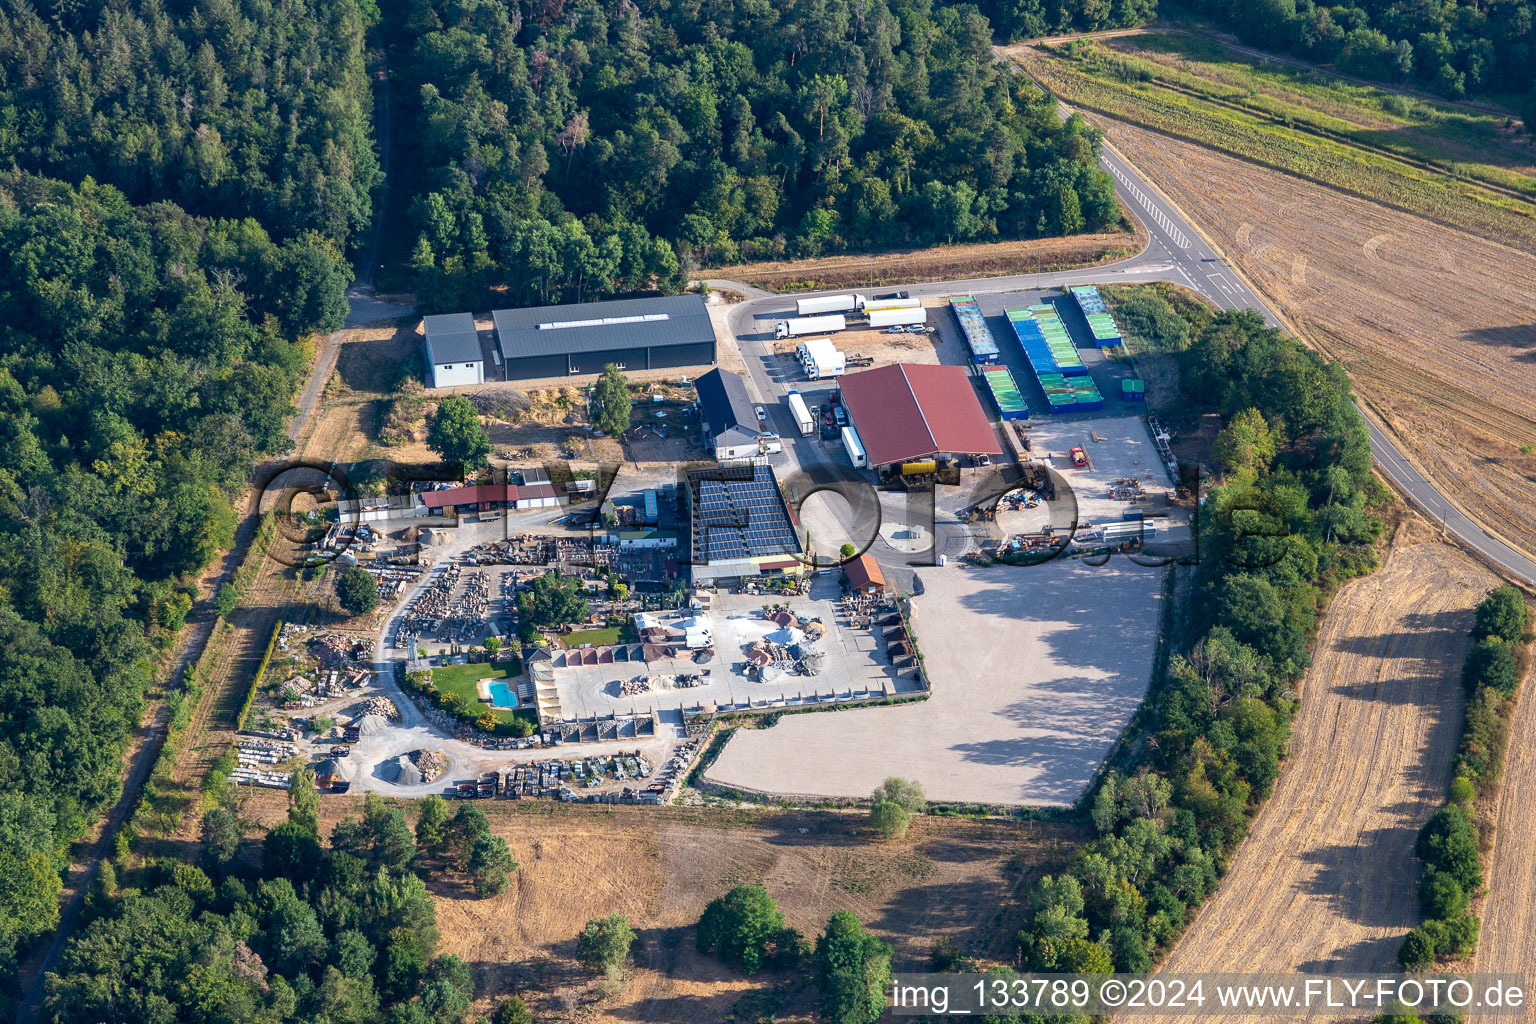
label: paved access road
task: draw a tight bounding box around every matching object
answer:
[705,137,1536,588]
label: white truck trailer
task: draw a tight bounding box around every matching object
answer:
[786,390,815,435]
[796,337,846,379]
[868,306,928,329]
[864,295,922,311]
[796,293,867,316]
[775,314,846,339]
[841,425,867,468]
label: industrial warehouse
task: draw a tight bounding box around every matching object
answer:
[420,294,719,386]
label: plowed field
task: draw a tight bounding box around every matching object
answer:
[1141,533,1493,1017]
[1095,121,1536,560]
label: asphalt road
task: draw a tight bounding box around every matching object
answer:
[706,139,1536,588]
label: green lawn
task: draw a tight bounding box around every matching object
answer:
[429,659,526,724]
[563,626,623,647]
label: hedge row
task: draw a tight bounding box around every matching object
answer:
[234,619,285,732]
[1399,585,1530,970]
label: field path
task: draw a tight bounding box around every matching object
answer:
[1471,652,1536,1024]
[1141,538,1492,1020]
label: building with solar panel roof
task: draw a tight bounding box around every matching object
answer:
[683,464,804,582]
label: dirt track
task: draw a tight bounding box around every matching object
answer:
[1143,534,1492,1017]
[1094,121,1536,562]
[1471,653,1536,1024]
[704,231,1141,290]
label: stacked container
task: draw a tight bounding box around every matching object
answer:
[1003,306,1104,414]
[981,364,1030,420]
[1069,286,1124,347]
[1121,378,1146,402]
[948,295,1000,364]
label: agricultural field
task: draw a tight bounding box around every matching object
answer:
[1142,527,1494,1002]
[1082,120,1536,560]
[1009,34,1536,250]
[1472,655,1536,1024]
[235,792,1086,1023]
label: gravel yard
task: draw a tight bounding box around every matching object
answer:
[705,558,1165,806]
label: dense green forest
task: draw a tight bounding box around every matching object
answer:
[0,169,348,1006]
[1176,0,1536,100]
[387,0,1127,312]
[977,0,1156,42]
[1013,303,1384,974]
[45,789,514,1024]
[0,0,380,251]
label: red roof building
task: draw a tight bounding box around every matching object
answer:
[419,482,562,509]
[836,364,1003,468]
[842,554,888,594]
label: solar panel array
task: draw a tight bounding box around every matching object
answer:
[689,466,799,562]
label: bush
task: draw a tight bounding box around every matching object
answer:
[1463,638,1520,693]
[1447,776,1475,807]
[214,581,240,616]
[1397,924,1437,970]
[869,800,913,839]
[1418,869,1467,920]
[1415,805,1481,893]
[696,884,789,974]
[1472,586,1528,644]
[576,914,635,980]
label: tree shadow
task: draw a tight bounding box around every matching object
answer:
[1462,324,1536,362]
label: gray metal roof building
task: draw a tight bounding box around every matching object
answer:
[423,313,483,363]
[492,295,717,380]
[422,312,485,388]
[694,368,760,452]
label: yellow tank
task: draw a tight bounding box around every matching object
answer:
[900,459,937,476]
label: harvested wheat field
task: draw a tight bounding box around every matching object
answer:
[1471,650,1536,1024]
[1096,120,1536,561]
[705,230,1141,291]
[237,793,1083,1023]
[1144,530,1494,1016]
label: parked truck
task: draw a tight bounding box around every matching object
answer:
[786,390,815,436]
[841,425,867,468]
[776,313,846,339]
[865,295,922,312]
[796,293,868,316]
[868,306,928,329]
[796,337,846,379]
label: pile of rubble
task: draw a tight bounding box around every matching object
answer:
[411,748,449,782]
[618,676,651,696]
[353,695,400,720]
[312,632,371,667]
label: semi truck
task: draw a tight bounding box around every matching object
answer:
[796,294,868,316]
[796,337,846,379]
[775,313,846,339]
[841,425,867,468]
[868,306,928,329]
[786,390,815,436]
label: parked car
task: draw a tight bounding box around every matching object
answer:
[755,405,767,422]
[874,290,910,300]
[834,406,847,426]
[1070,446,1088,467]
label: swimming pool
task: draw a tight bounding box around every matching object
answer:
[486,681,518,708]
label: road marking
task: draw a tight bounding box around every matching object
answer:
[1108,164,1191,248]
[1208,272,1239,299]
